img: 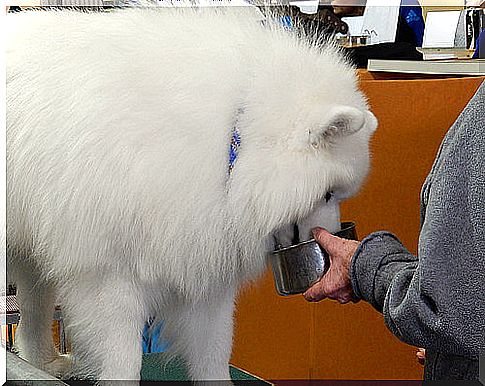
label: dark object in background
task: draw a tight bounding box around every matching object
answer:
[399,1,425,47]
[258,5,347,38]
[466,8,485,51]
[397,12,422,47]
[7,6,22,12]
[345,42,423,68]
[294,5,349,36]
[7,284,16,295]
[328,3,424,46]
[473,29,485,58]
[289,4,424,68]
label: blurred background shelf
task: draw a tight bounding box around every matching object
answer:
[368,58,485,75]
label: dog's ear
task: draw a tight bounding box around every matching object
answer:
[309,106,376,148]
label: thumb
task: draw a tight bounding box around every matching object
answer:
[312,227,341,256]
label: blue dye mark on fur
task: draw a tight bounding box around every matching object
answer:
[280,15,293,30]
[228,109,243,174]
[142,320,170,353]
[229,128,241,173]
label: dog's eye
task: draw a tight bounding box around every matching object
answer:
[325,191,333,203]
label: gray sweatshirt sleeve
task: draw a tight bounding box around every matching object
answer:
[349,81,485,359]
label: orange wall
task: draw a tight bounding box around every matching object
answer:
[231,74,484,381]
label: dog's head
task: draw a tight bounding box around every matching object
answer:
[228,35,377,249]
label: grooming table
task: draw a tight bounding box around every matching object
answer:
[6,351,270,385]
[3,294,271,385]
[141,352,270,384]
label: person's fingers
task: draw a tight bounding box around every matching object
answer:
[312,227,343,257]
[304,228,358,303]
[337,296,350,304]
[304,280,354,303]
[303,278,329,302]
[306,268,352,302]
[303,263,345,302]
[416,349,426,365]
[416,348,426,365]
[304,276,354,303]
[333,287,352,304]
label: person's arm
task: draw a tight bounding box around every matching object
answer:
[306,227,484,358]
[349,231,417,314]
[352,225,484,358]
[305,82,485,359]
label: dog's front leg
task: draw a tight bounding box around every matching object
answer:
[169,287,236,384]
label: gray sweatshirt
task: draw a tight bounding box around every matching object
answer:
[350,81,485,381]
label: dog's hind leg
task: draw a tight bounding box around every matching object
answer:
[10,257,71,378]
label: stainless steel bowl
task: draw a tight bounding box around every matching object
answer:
[270,222,357,296]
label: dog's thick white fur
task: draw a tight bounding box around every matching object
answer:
[6,6,377,383]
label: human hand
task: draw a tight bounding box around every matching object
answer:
[303,227,360,304]
[416,348,426,365]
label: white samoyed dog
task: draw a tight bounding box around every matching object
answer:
[6,5,377,384]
